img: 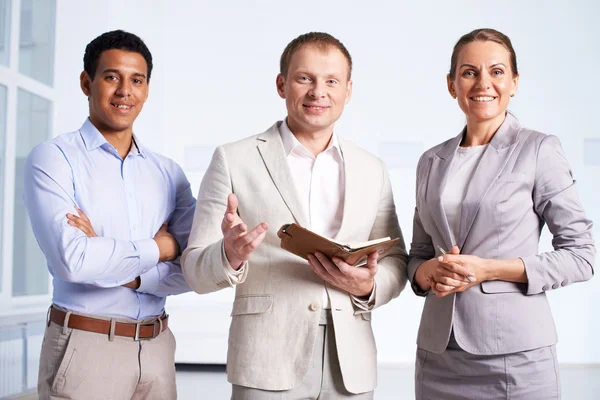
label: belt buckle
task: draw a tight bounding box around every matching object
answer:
[134,320,160,341]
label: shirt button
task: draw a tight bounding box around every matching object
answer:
[542,285,550,291]
[552,283,559,290]
[309,303,319,312]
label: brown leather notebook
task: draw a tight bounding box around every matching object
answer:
[277,223,400,267]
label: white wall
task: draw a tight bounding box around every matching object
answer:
[52,0,600,365]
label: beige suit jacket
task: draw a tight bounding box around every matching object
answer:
[182,122,408,393]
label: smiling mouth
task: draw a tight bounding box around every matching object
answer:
[111,103,133,110]
[303,105,329,111]
[469,96,497,102]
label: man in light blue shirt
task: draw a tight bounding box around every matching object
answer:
[24,30,195,399]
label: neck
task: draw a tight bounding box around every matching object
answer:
[462,112,506,147]
[287,120,334,157]
[89,117,133,159]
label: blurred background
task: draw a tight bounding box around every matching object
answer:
[0,0,598,398]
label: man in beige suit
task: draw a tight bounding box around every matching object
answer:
[182,32,407,399]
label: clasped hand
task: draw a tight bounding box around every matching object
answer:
[416,246,490,297]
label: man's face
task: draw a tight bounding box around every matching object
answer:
[80,49,149,136]
[276,44,352,136]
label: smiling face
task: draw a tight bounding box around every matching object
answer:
[447,40,519,126]
[276,44,352,138]
[80,49,149,136]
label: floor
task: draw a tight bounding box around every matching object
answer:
[175,364,600,399]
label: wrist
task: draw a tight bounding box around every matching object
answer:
[414,260,432,291]
[353,279,375,298]
[482,258,498,281]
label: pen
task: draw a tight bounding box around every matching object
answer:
[437,245,474,283]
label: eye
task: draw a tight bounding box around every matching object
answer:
[133,78,143,84]
[298,76,311,82]
[462,70,475,77]
[492,69,504,76]
[105,75,118,81]
[326,79,338,85]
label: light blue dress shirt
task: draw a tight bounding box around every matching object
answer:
[24,119,196,319]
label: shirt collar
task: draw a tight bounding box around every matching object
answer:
[279,119,343,160]
[79,117,147,158]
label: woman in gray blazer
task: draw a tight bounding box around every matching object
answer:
[408,28,595,400]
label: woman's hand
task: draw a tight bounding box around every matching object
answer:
[415,246,475,294]
[431,251,495,296]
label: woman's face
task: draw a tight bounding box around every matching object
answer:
[447,40,519,125]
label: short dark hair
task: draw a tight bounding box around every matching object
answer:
[83,30,153,81]
[280,32,352,80]
[449,28,518,79]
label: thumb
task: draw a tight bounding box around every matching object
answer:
[450,245,460,255]
[227,193,238,214]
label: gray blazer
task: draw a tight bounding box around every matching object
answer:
[182,122,408,393]
[408,113,595,355]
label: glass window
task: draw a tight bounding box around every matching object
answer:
[19,0,55,86]
[0,0,9,66]
[13,88,51,296]
[0,84,6,292]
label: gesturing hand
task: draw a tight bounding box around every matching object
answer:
[222,194,268,270]
[307,251,379,298]
[66,206,98,237]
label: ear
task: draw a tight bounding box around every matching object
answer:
[276,73,286,99]
[446,74,456,99]
[344,79,353,105]
[80,71,92,97]
[511,73,520,97]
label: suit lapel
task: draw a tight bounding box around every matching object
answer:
[256,122,310,228]
[426,134,462,250]
[457,113,522,249]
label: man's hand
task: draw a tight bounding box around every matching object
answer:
[153,222,179,262]
[307,251,379,297]
[66,206,98,237]
[414,245,474,296]
[66,206,141,289]
[222,194,268,270]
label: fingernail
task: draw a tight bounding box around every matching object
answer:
[437,256,443,262]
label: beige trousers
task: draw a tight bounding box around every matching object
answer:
[231,310,374,400]
[38,307,177,400]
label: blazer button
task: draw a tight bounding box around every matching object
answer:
[552,283,559,289]
[561,280,568,287]
[542,285,550,291]
[309,303,319,312]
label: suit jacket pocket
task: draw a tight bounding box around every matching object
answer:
[481,281,527,294]
[231,294,274,316]
[496,172,526,182]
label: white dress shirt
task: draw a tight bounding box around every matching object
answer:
[279,120,345,309]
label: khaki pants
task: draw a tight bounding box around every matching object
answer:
[232,310,374,400]
[38,307,177,400]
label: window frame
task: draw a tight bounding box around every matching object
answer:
[0,0,57,316]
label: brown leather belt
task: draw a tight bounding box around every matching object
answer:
[49,307,168,340]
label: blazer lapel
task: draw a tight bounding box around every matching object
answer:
[426,134,462,250]
[457,113,522,249]
[334,138,360,241]
[256,122,310,228]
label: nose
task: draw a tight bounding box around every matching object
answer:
[115,80,130,97]
[475,72,491,90]
[308,81,326,99]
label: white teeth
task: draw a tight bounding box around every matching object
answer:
[114,104,131,109]
[471,96,496,102]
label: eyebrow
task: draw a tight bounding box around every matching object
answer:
[459,63,507,69]
[101,68,147,79]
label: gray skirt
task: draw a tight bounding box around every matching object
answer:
[415,332,561,400]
